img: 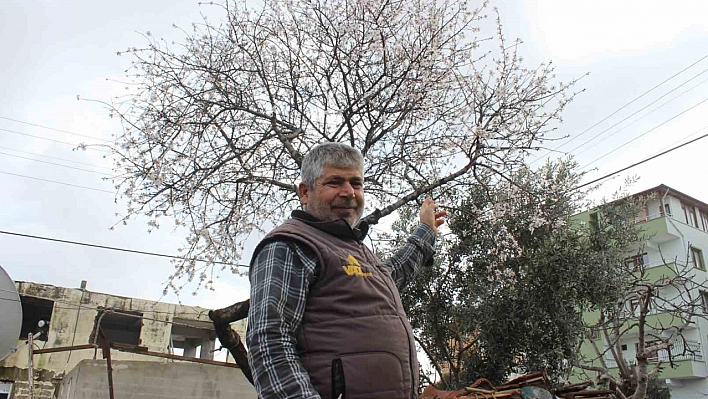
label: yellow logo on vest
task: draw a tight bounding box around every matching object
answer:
[342,255,372,277]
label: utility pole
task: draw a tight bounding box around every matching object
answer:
[28,333,35,399]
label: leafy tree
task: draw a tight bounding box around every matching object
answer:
[396,160,642,389]
[106,0,581,291]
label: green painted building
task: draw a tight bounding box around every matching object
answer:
[576,185,708,399]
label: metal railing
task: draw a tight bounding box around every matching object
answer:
[633,213,664,225]
[604,339,703,368]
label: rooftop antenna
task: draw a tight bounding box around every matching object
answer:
[0,264,22,361]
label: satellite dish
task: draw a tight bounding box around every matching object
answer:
[0,265,22,360]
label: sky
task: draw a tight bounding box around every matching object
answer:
[1,0,707,312]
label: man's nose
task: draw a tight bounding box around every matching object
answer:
[339,182,355,197]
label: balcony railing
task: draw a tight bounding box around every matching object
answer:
[604,339,703,368]
[633,213,664,225]
[652,339,703,362]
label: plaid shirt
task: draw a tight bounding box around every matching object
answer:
[246,222,436,398]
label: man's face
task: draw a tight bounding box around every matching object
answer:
[298,165,365,227]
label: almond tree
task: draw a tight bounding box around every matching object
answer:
[109,0,581,291]
[107,0,581,380]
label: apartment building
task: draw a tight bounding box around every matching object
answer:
[577,184,708,399]
[0,281,253,399]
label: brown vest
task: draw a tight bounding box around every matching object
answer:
[256,216,419,399]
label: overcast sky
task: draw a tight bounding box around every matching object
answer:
[1,0,707,311]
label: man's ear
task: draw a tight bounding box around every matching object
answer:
[298,182,310,206]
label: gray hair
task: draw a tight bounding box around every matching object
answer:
[301,143,364,187]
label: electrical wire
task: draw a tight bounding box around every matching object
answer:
[0,145,113,170]
[2,113,707,272]
[4,116,708,269]
[0,127,108,152]
[647,125,708,159]
[0,151,114,176]
[574,124,708,190]
[580,97,708,170]
[0,170,114,193]
[532,53,708,165]
[0,115,112,142]
[50,300,222,331]
[566,69,708,159]
[0,229,249,268]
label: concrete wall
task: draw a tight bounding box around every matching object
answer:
[0,282,248,399]
[57,360,256,399]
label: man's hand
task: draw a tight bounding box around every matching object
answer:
[420,198,446,235]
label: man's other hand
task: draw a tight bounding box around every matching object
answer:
[420,198,446,235]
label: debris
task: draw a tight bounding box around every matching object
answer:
[421,372,612,399]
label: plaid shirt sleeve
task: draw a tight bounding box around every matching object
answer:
[384,223,437,289]
[246,239,322,399]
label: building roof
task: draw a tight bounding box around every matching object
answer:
[629,184,708,213]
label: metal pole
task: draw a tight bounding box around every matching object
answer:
[28,333,35,399]
[101,338,115,399]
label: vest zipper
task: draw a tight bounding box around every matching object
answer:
[381,274,416,398]
[400,318,416,398]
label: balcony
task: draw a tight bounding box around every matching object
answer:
[634,214,681,243]
[605,339,707,379]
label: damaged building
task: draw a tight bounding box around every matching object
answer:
[0,281,255,399]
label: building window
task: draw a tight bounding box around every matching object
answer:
[19,296,53,341]
[170,318,216,360]
[701,291,708,314]
[589,212,599,232]
[701,211,708,232]
[635,205,649,223]
[93,310,142,346]
[691,247,705,271]
[621,344,627,351]
[683,203,699,228]
[0,382,13,399]
[624,253,647,270]
[663,203,672,217]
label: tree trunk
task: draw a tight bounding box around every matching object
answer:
[209,299,253,385]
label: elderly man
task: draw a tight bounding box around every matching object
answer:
[247,142,445,399]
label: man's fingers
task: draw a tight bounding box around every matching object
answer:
[434,210,446,227]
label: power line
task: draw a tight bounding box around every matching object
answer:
[532,53,708,164]
[0,127,108,152]
[0,151,114,176]
[51,301,218,331]
[0,145,113,170]
[575,124,708,190]
[3,126,705,277]
[566,68,708,159]
[0,229,249,268]
[0,170,114,193]
[0,115,111,142]
[647,124,708,159]
[580,97,708,170]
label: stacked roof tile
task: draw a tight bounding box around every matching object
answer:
[421,372,614,399]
